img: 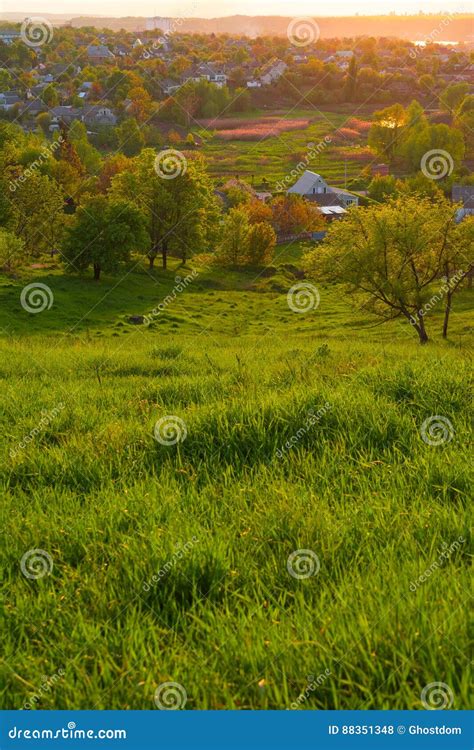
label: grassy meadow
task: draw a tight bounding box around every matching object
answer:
[194,109,371,185]
[0,252,472,710]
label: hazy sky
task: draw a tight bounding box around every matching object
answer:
[1,0,471,16]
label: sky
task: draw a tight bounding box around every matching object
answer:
[0,0,471,17]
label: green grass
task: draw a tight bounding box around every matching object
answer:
[0,255,472,710]
[194,109,369,186]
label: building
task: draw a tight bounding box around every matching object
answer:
[0,29,21,44]
[0,92,22,110]
[452,185,474,221]
[160,78,182,95]
[183,63,227,87]
[287,169,359,211]
[87,45,115,62]
[82,105,117,127]
[259,59,287,85]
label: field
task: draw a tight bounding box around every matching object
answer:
[194,109,373,186]
[0,251,472,710]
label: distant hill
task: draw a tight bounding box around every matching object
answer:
[0,13,472,42]
[61,14,474,42]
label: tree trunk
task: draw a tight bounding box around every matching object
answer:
[162,241,167,270]
[417,316,429,344]
[442,291,452,338]
[149,255,155,270]
[93,262,101,281]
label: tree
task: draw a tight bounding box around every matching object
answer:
[368,175,399,203]
[440,83,470,115]
[36,112,51,135]
[97,154,131,193]
[116,118,145,157]
[110,149,219,269]
[62,196,147,280]
[271,194,323,235]
[242,198,273,224]
[303,196,466,344]
[0,228,25,272]
[368,104,406,161]
[343,56,358,102]
[127,86,153,122]
[10,173,64,257]
[246,222,276,266]
[216,207,250,266]
[41,84,59,107]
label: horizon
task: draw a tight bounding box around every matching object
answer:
[0,4,473,19]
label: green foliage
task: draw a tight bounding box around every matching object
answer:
[0,227,25,271]
[304,195,471,342]
[440,82,470,114]
[367,174,398,202]
[9,173,64,257]
[62,196,147,279]
[116,118,145,157]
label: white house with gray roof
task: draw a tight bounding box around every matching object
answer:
[288,170,358,208]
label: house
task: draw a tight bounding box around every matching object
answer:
[82,105,116,127]
[452,185,474,221]
[49,106,83,128]
[77,82,94,101]
[200,63,227,86]
[288,170,359,210]
[0,92,22,110]
[87,45,115,62]
[22,99,47,118]
[114,43,129,57]
[160,78,181,95]
[0,29,21,44]
[260,59,287,85]
[185,63,227,87]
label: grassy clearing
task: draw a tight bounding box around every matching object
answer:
[0,257,472,710]
[195,110,370,185]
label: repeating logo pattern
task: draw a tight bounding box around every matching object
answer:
[154,149,187,179]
